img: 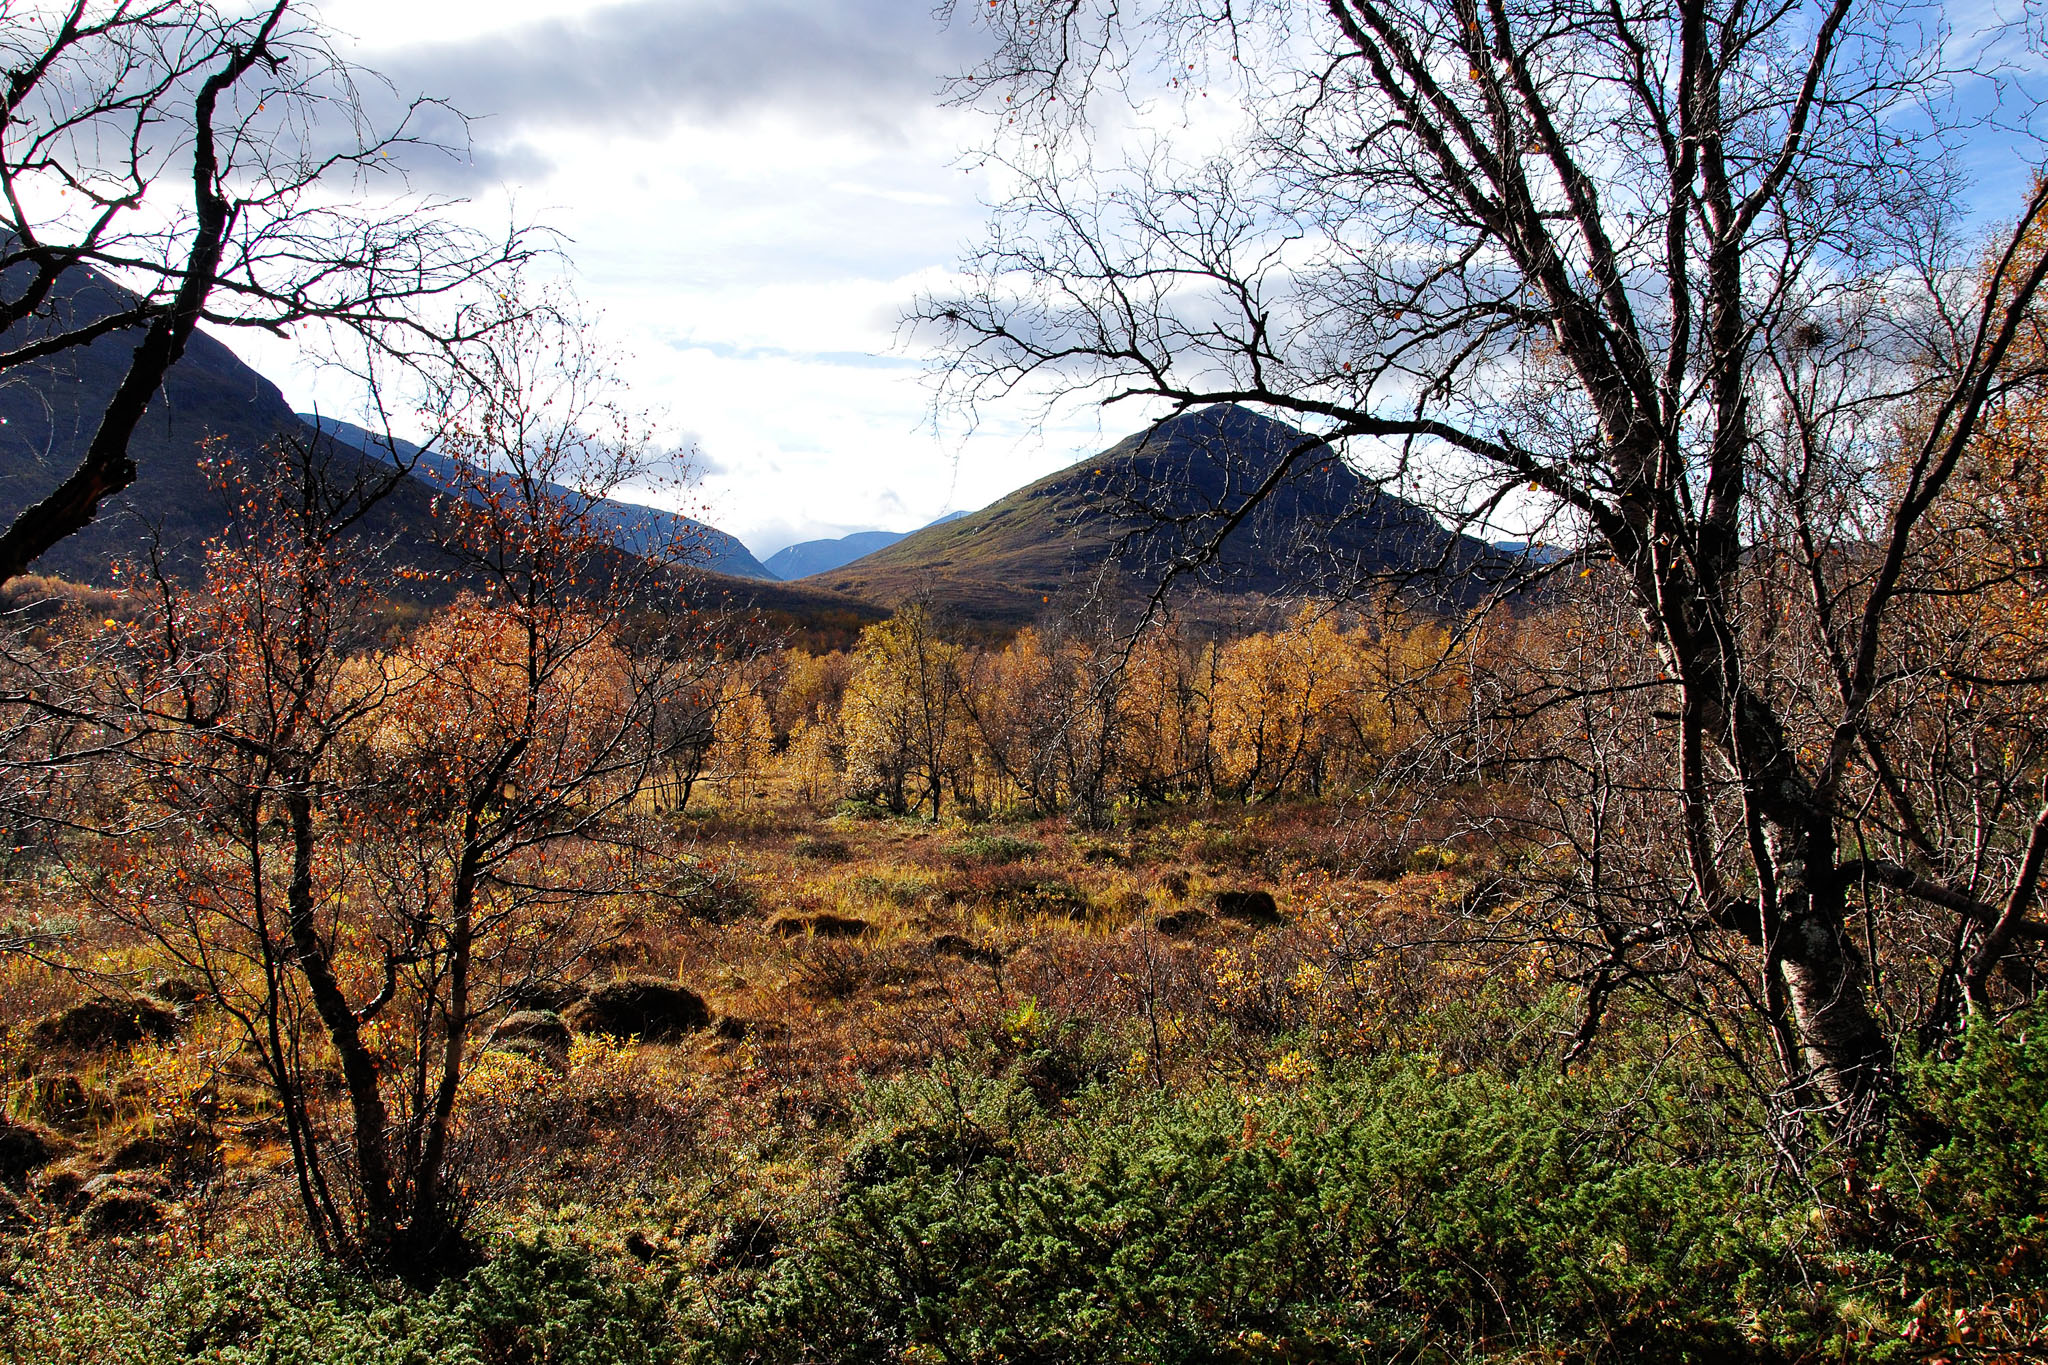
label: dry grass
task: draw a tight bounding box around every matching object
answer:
[0,783,1515,1262]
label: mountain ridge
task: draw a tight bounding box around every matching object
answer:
[306,417,776,581]
[1,257,1498,636]
[762,511,970,580]
[811,405,1499,626]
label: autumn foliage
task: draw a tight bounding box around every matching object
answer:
[763,599,1464,824]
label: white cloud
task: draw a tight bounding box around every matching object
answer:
[215,1,1193,563]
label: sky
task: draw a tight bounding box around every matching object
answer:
[226,0,2048,565]
[243,0,1124,561]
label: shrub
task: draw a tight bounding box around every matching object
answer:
[0,1115,60,1189]
[769,913,873,940]
[29,995,181,1051]
[501,977,588,1013]
[1211,887,1282,924]
[0,1182,25,1235]
[1887,1007,2048,1290]
[848,871,931,908]
[485,1009,573,1056]
[667,861,758,923]
[565,978,710,1042]
[77,1187,165,1240]
[724,1055,1798,1363]
[5,1238,679,1365]
[956,871,1089,921]
[945,834,1041,866]
[150,977,204,1008]
[928,933,1002,968]
[790,835,853,862]
[17,1071,112,1132]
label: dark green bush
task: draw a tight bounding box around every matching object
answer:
[18,1011,2048,1365]
[1886,1007,2048,1289]
[722,1056,1804,1364]
[9,1238,677,1365]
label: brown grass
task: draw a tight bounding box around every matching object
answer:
[0,782,1520,1264]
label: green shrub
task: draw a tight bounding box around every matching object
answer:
[6,1238,677,1365]
[20,1007,2048,1365]
[722,1055,1802,1363]
[1887,1007,2048,1289]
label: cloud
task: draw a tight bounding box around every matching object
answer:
[366,0,983,158]
[683,443,728,479]
[250,1,1079,555]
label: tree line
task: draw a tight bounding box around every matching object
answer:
[706,599,1468,824]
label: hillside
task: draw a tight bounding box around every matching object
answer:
[0,262,865,642]
[309,417,776,581]
[0,265,423,584]
[3,274,1489,640]
[812,405,1498,626]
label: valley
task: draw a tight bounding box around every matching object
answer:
[4,2,2048,1361]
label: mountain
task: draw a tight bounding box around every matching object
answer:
[1492,540,1566,565]
[307,418,776,582]
[814,405,1499,626]
[0,263,402,584]
[0,256,866,646]
[0,261,1488,638]
[763,512,970,580]
[766,530,905,580]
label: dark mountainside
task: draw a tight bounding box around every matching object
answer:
[814,405,1501,626]
[763,512,970,580]
[308,417,778,582]
[0,260,875,633]
[0,261,443,583]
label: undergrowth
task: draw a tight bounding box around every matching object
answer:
[8,1005,2045,1364]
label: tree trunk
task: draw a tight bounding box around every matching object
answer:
[284,786,401,1264]
[1769,812,1892,1118]
[1724,677,1894,1118]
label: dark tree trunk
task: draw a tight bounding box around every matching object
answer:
[284,785,401,1264]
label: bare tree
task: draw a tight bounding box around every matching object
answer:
[923,0,2048,1128]
[0,0,542,583]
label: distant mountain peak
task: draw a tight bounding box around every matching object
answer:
[764,510,975,581]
